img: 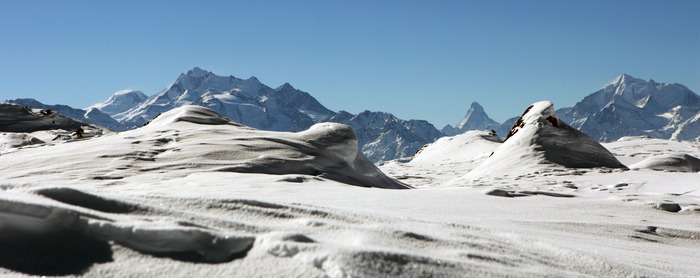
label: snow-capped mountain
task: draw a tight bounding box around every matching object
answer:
[112,67,335,132]
[442,102,500,136]
[88,89,147,117]
[6,98,128,131]
[445,74,700,142]
[560,74,700,141]
[328,110,444,162]
[90,67,443,162]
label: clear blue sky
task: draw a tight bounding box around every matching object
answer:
[1,0,698,128]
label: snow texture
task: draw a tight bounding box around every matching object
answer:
[630,154,700,172]
[1,101,700,277]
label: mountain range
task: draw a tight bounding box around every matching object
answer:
[441,74,700,142]
[7,67,442,162]
[5,70,699,162]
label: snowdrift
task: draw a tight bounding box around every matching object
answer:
[0,133,44,155]
[0,105,409,189]
[465,101,627,178]
[410,130,500,166]
[630,154,700,172]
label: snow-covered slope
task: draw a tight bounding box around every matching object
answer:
[442,102,500,136]
[411,130,501,166]
[2,105,408,189]
[630,154,700,173]
[562,74,700,141]
[88,89,147,118]
[2,103,700,277]
[328,110,443,162]
[672,111,700,140]
[465,101,627,179]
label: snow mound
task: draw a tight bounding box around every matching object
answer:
[0,133,44,155]
[466,101,627,178]
[0,191,254,271]
[410,130,501,165]
[1,105,408,189]
[629,154,700,172]
[0,102,89,133]
[144,104,240,127]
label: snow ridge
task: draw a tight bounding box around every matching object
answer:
[466,101,627,178]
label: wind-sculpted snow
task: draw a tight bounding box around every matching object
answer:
[0,105,408,189]
[630,154,700,172]
[465,101,627,179]
[0,133,44,155]
[2,102,700,276]
[0,191,255,275]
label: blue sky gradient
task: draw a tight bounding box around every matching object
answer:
[1,0,698,127]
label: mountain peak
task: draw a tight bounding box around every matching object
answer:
[469,102,485,111]
[113,90,147,98]
[454,102,499,132]
[187,67,210,78]
[276,83,296,91]
[610,73,644,86]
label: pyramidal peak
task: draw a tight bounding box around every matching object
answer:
[276,82,296,91]
[454,102,499,132]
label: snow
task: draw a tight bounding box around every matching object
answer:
[630,154,700,172]
[1,103,700,277]
[462,101,626,180]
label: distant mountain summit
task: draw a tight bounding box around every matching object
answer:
[444,74,700,142]
[9,71,699,162]
[88,90,147,118]
[559,74,700,141]
[111,67,335,131]
[442,102,500,136]
[88,67,443,162]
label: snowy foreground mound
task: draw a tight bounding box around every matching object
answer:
[630,154,700,173]
[0,102,89,133]
[465,101,627,178]
[1,105,408,190]
[1,104,700,277]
